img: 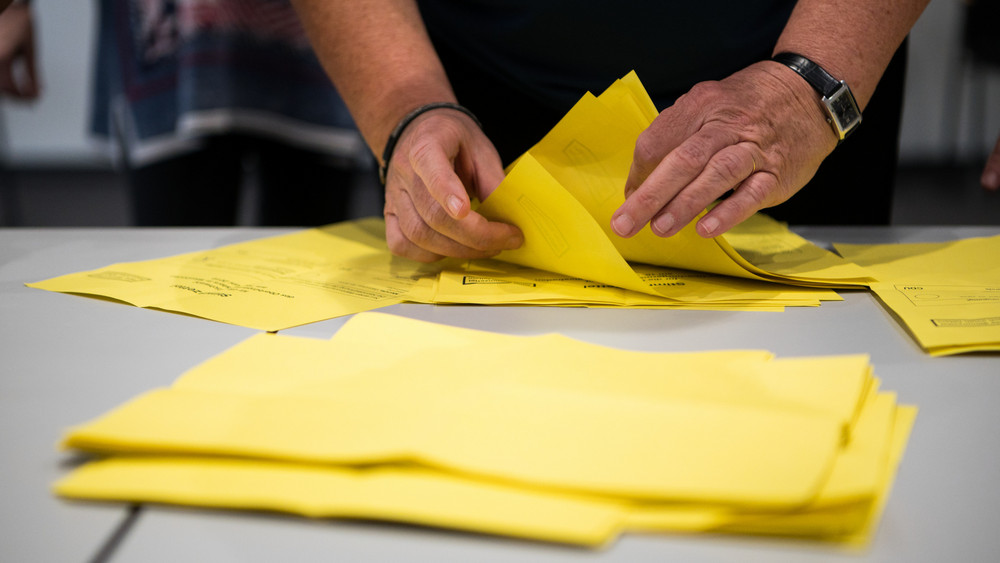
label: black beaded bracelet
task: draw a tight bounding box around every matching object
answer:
[378,102,482,185]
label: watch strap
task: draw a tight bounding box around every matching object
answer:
[772,51,861,144]
[772,52,842,99]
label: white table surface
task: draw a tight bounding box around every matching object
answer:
[2,226,998,562]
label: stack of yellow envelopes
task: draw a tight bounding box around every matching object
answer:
[25,213,847,330]
[836,235,1000,355]
[406,257,843,311]
[56,313,915,548]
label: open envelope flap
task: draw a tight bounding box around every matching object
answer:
[480,154,660,295]
[513,82,757,280]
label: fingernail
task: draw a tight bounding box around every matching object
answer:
[447,195,463,216]
[505,234,524,249]
[612,213,634,236]
[698,217,720,237]
[652,213,674,235]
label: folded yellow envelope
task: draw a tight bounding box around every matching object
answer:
[836,235,1000,355]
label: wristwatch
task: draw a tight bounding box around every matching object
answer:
[772,52,862,144]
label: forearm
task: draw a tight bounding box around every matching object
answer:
[290,0,455,161]
[773,0,929,109]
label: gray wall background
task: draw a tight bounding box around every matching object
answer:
[1,1,998,167]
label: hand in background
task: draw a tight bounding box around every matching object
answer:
[982,134,1000,191]
[382,108,523,262]
[0,1,40,99]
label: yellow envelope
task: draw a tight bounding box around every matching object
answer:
[836,236,1000,355]
[54,456,628,547]
[27,219,441,330]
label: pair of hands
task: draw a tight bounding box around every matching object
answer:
[0,2,40,99]
[382,61,837,263]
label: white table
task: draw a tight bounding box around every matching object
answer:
[2,226,998,562]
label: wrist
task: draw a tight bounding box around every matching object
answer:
[770,52,862,146]
[379,103,482,185]
[357,76,457,161]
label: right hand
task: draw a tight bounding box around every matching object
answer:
[382,108,524,262]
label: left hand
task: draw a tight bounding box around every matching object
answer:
[611,60,837,239]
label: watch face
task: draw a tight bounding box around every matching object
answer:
[825,83,862,139]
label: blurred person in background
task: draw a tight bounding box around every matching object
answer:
[0,0,40,101]
[90,0,370,226]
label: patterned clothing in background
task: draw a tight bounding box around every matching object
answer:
[91,0,364,166]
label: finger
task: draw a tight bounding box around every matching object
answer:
[405,189,521,255]
[401,162,522,254]
[695,171,778,238]
[384,210,445,263]
[648,143,759,237]
[623,99,704,197]
[465,150,506,201]
[407,126,474,220]
[388,179,511,260]
[612,125,736,238]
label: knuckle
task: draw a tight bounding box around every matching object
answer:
[737,180,770,207]
[712,150,744,181]
[673,142,709,171]
[385,235,407,258]
[629,187,666,213]
[421,202,454,230]
[407,137,439,170]
[687,80,721,100]
[632,130,661,169]
[394,212,430,245]
[669,189,706,217]
[730,111,756,131]
[384,223,410,257]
